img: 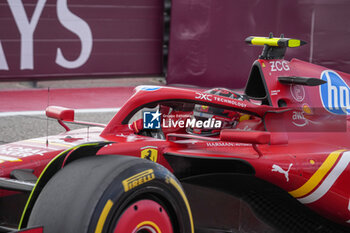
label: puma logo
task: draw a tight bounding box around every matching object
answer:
[271,163,293,182]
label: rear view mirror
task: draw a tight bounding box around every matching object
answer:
[45,106,106,131]
[220,129,270,144]
[46,106,74,131]
[46,106,74,121]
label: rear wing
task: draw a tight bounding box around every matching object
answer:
[243,33,338,109]
[245,33,307,59]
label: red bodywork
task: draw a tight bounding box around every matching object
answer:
[1,57,349,230]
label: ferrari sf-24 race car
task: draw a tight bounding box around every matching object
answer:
[0,35,349,233]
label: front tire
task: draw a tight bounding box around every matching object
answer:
[27,155,193,233]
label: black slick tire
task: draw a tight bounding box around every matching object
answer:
[27,155,193,233]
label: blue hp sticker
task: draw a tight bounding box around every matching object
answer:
[143,110,161,129]
[320,70,350,115]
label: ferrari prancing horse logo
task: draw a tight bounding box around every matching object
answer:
[140,146,158,162]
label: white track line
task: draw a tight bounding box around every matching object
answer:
[0,108,120,117]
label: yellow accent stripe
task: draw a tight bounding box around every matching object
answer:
[289,150,346,198]
[136,221,161,233]
[167,177,194,233]
[95,200,114,233]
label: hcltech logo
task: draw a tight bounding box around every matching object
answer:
[320,70,350,115]
[143,110,161,129]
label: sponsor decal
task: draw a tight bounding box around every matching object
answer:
[302,103,313,115]
[195,92,247,108]
[139,86,161,91]
[270,60,290,72]
[0,145,48,157]
[290,85,305,102]
[292,111,307,127]
[122,169,155,192]
[140,146,158,162]
[320,70,350,115]
[143,110,161,129]
[195,92,213,101]
[271,90,280,96]
[271,163,293,182]
[207,142,235,147]
[213,96,247,108]
[206,142,251,147]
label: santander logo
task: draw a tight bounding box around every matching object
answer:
[319,70,350,115]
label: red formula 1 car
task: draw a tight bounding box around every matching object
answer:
[0,35,349,233]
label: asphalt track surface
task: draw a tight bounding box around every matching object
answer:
[0,111,117,145]
[0,82,141,145]
[0,78,199,145]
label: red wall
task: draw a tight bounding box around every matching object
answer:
[167,0,350,89]
[0,0,164,80]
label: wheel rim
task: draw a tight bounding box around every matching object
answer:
[113,199,174,233]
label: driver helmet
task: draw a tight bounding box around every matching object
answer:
[187,88,246,136]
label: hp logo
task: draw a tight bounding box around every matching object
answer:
[320,70,350,115]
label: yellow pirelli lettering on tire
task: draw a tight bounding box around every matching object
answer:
[122,169,155,192]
